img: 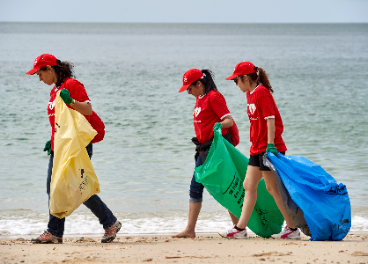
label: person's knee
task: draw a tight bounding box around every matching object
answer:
[243,180,257,192]
[266,185,279,197]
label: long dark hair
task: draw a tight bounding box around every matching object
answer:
[191,69,218,94]
[40,59,75,87]
[241,67,273,93]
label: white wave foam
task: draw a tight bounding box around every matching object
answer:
[0,210,234,236]
[350,215,368,231]
[1,211,367,236]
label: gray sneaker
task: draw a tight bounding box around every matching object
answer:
[31,230,63,244]
[101,221,122,243]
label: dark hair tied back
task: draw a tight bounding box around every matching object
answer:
[257,67,273,93]
[244,66,273,93]
[53,60,75,88]
[39,60,75,87]
[190,69,218,94]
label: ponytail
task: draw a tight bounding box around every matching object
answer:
[191,69,218,94]
[40,59,75,88]
[243,67,273,93]
[256,67,273,93]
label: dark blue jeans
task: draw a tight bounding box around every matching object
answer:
[47,143,117,237]
[189,155,204,203]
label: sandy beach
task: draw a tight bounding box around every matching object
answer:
[1,233,367,264]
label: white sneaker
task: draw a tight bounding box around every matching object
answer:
[271,226,301,239]
[219,226,248,239]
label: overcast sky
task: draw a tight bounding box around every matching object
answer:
[0,0,367,23]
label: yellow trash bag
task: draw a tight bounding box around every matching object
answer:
[49,91,100,218]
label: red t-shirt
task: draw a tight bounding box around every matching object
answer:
[246,84,287,155]
[47,78,91,151]
[193,90,231,144]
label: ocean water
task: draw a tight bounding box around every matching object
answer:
[0,23,367,236]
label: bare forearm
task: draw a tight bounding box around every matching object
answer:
[221,116,233,129]
[71,101,93,116]
[267,118,275,143]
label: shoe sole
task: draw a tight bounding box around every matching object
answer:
[31,240,63,244]
[218,232,247,239]
[271,236,301,240]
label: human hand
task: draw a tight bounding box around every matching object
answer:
[214,122,222,132]
[266,143,278,155]
[60,89,73,105]
[43,140,53,155]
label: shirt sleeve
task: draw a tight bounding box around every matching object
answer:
[258,88,276,120]
[210,92,231,119]
[65,79,90,103]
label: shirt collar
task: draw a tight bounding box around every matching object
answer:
[250,83,262,95]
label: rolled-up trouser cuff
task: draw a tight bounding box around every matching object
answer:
[188,155,204,203]
[189,197,203,203]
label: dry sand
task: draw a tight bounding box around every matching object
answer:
[1,233,367,264]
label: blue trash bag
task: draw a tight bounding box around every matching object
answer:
[263,154,311,237]
[265,153,351,241]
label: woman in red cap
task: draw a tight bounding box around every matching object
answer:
[26,54,121,244]
[219,61,300,239]
[173,68,239,238]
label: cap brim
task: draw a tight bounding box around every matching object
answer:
[26,68,38,75]
[225,74,237,80]
[178,83,191,93]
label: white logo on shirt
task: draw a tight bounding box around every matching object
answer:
[194,107,201,117]
[48,100,55,110]
[248,104,256,115]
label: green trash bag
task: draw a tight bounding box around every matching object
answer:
[194,125,284,238]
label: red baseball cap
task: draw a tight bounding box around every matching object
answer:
[26,54,58,75]
[225,61,258,80]
[179,68,203,92]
